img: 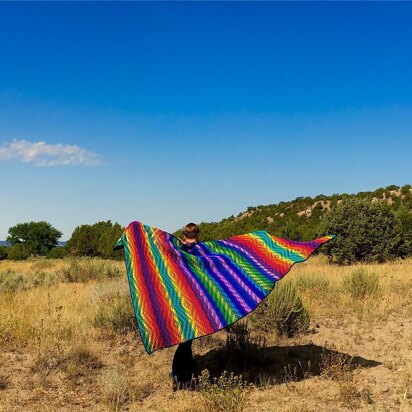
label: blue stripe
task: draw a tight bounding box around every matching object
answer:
[196,243,246,318]
[199,243,264,310]
[180,252,230,327]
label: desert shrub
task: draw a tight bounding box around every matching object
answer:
[225,321,266,362]
[0,314,40,349]
[31,343,101,382]
[46,247,69,259]
[319,346,371,409]
[99,366,135,409]
[63,345,103,382]
[320,347,353,381]
[30,271,61,288]
[7,244,30,260]
[94,293,136,334]
[32,345,66,375]
[0,246,9,260]
[338,378,364,410]
[255,281,310,337]
[0,268,59,292]
[30,259,55,271]
[343,268,380,299]
[197,369,253,412]
[0,270,27,293]
[57,258,120,283]
[319,199,405,264]
[296,274,330,291]
[0,374,8,390]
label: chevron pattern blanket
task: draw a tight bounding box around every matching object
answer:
[115,221,333,354]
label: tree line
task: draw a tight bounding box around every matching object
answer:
[1,186,412,265]
[0,220,123,261]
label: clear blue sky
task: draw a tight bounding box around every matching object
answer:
[1,2,411,240]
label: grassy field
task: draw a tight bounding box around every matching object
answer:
[0,256,411,411]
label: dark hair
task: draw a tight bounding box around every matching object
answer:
[183,223,200,240]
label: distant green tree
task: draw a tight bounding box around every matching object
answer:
[7,221,62,256]
[67,221,123,259]
[46,246,69,259]
[385,185,400,191]
[7,243,31,260]
[318,199,405,264]
[279,221,302,241]
[401,184,411,195]
[0,246,9,260]
[67,224,97,256]
[395,206,412,256]
[97,222,124,259]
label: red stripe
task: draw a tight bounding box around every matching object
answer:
[233,235,291,275]
[272,237,312,258]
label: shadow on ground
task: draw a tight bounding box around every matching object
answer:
[195,343,381,386]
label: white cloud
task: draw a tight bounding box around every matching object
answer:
[0,139,101,167]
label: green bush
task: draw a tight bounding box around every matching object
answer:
[257,281,310,337]
[319,199,405,264]
[30,271,61,288]
[94,293,136,334]
[0,270,27,292]
[0,269,61,292]
[343,268,380,299]
[197,370,253,412]
[0,246,9,260]
[57,258,120,283]
[7,244,31,260]
[46,247,69,259]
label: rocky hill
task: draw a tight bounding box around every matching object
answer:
[195,184,412,241]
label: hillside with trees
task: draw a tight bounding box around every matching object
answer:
[188,184,412,243]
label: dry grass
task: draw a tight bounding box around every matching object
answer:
[288,255,412,321]
[0,255,411,411]
[99,366,135,409]
[197,369,254,412]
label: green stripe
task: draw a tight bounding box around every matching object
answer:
[183,253,239,324]
[203,240,274,292]
[256,232,306,263]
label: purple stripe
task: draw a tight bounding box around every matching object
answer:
[200,243,261,305]
[196,244,252,313]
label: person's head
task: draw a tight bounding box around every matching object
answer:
[183,223,200,242]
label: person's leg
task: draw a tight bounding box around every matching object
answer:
[172,340,195,388]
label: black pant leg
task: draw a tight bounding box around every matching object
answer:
[172,340,195,382]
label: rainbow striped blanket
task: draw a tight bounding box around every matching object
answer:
[115,221,333,354]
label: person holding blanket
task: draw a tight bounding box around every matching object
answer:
[114,219,334,391]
